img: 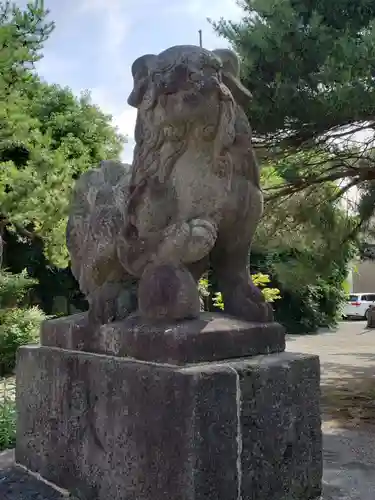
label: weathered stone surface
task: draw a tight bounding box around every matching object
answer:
[40,312,89,350]
[16,346,322,500]
[41,312,285,364]
[236,355,322,499]
[0,467,67,500]
[138,263,201,321]
[97,314,285,364]
[366,305,375,328]
[66,44,273,325]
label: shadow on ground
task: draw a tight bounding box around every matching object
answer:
[321,357,375,429]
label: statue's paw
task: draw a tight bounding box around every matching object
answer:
[184,218,217,263]
[236,299,273,323]
[190,219,217,241]
[225,294,274,323]
[191,217,216,242]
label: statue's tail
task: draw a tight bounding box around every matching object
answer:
[66,160,131,297]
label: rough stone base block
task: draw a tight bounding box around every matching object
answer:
[40,312,286,364]
[16,345,322,500]
[366,306,375,328]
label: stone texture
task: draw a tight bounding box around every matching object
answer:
[40,312,285,364]
[16,346,322,500]
[0,467,68,500]
[40,312,89,350]
[366,305,375,327]
[6,421,375,500]
[236,357,322,499]
[66,44,273,325]
[138,263,201,321]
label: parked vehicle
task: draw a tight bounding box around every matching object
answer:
[343,293,375,319]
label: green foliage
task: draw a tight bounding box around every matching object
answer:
[0,0,125,315]
[0,377,16,451]
[195,166,352,334]
[212,0,364,331]
[252,272,282,303]
[212,0,375,229]
[212,0,375,145]
[0,0,54,95]
[212,291,224,311]
[0,269,36,307]
[0,83,125,266]
[0,1,126,267]
[247,165,357,333]
[250,246,355,334]
[0,270,45,376]
[199,272,281,313]
[198,275,210,311]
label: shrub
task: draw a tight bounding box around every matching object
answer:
[0,270,36,307]
[0,270,46,376]
[0,306,45,376]
[199,272,281,312]
[0,377,16,451]
[250,249,353,334]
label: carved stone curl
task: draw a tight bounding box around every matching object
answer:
[66,45,273,324]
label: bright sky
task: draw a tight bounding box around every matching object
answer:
[22,0,243,163]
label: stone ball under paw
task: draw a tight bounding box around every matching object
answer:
[138,263,200,322]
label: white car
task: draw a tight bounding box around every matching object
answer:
[343,293,375,319]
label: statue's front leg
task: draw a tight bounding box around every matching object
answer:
[211,245,274,323]
[118,218,217,276]
[136,217,217,322]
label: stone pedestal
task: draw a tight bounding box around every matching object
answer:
[367,305,375,328]
[16,313,322,500]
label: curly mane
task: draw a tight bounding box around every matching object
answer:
[125,89,259,239]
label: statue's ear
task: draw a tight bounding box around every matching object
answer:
[127,54,157,108]
[212,49,252,108]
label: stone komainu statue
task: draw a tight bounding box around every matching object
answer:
[66,45,273,324]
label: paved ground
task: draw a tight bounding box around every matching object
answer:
[1,321,374,499]
[288,320,375,384]
[289,321,375,426]
[288,321,375,499]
